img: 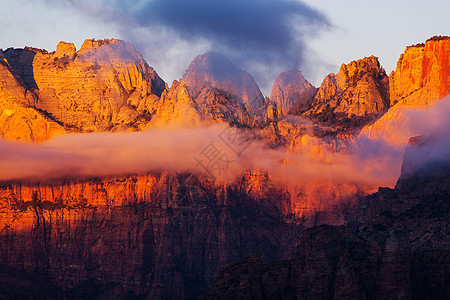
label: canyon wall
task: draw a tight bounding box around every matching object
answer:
[1,36,449,299]
[202,138,450,299]
[0,172,306,298]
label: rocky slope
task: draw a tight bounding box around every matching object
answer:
[270,70,316,118]
[303,56,390,135]
[157,52,266,126]
[202,135,450,299]
[362,36,450,144]
[1,39,165,135]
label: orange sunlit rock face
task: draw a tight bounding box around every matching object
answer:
[0,53,65,142]
[306,55,390,118]
[363,37,450,144]
[32,39,165,132]
[0,39,165,142]
[390,37,450,106]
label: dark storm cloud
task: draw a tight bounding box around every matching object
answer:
[135,0,329,63]
[65,0,331,93]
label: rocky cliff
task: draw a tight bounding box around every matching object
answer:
[304,56,390,134]
[1,39,165,135]
[202,135,450,300]
[362,36,450,144]
[0,171,305,299]
[270,70,316,117]
[389,36,450,107]
[156,53,266,126]
[0,52,65,142]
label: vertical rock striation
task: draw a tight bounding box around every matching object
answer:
[362,36,450,144]
[0,172,302,299]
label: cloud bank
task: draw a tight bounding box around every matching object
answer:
[1,97,448,192]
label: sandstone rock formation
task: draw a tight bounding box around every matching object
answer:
[270,70,316,117]
[0,52,65,142]
[362,37,450,144]
[157,52,266,126]
[1,39,165,134]
[303,56,390,135]
[390,36,450,107]
[183,52,265,110]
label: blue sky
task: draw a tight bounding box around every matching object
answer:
[0,0,448,94]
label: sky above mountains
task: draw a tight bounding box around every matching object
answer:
[0,0,448,94]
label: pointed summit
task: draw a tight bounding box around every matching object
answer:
[183,52,265,110]
[270,70,316,117]
[157,52,266,126]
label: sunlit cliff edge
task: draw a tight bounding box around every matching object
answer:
[362,36,450,144]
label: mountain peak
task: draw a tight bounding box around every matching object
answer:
[303,55,389,134]
[336,55,382,86]
[187,52,239,79]
[79,38,123,51]
[183,52,264,109]
[270,69,316,117]
[0,39,165,138]
[55,41,76,58]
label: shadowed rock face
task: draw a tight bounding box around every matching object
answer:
[157,52,266,127]
[270,70,316,117]
[0,172,303,299]
[202,136,450,300]
[1,39,166,134]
